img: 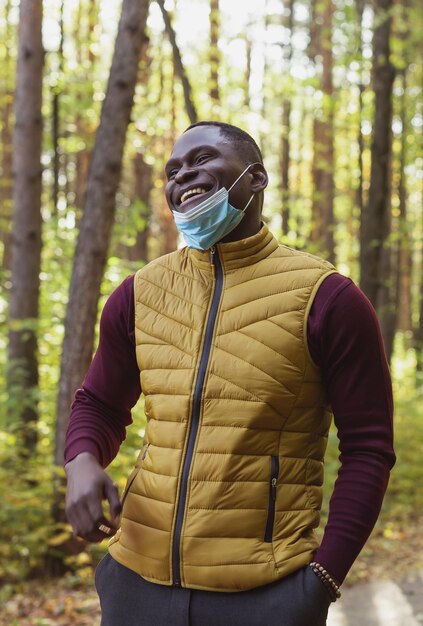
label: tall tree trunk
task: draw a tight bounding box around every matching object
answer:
[359,0,395,359]
[156,0,197,124]
[415,237,423,375]
[119,153,152,263]
[356,0,365,223]
[54,0,150,468]
[309,0,335,263]
[0,0,14,270]
[73,0,98,213]
[52,0,64,215]
[209,0,220,112]
[244,32,252,108]
[415,202,423,374]
[280,0,294,237]
[8,0,44,454]
[395,2,412,334]
[259,0,271,152]
[131,154,151,263]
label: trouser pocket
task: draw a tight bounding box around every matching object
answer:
[264,455,279,542]
[94,553,110,595]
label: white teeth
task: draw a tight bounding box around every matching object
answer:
[180,187,206,204]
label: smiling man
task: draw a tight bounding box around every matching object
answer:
[65,122,395,626]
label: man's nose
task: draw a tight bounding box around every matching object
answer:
[174,165,197,184]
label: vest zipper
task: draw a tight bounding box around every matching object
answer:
[172,246,223,587]
[264,455,279,542]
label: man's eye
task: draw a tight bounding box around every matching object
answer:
[196,154,211,164]
[167,168,178,179]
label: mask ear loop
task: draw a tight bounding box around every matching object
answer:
[228,163,254,192]
[240,194,255,213]
[228,163,258,212]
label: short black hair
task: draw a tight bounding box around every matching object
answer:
[184,121,263,165]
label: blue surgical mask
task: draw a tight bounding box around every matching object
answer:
[172,164,255,250]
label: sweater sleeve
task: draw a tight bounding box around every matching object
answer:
[308,274,396,584]
[64,275,140,468]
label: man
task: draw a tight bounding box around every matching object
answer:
[65,122,395,625]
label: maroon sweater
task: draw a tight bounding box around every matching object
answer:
[64,273,395,585]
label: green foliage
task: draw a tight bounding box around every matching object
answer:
[0,446,58,582]
[0,0,422,587]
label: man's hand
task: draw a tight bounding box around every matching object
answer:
[65,452,122,543]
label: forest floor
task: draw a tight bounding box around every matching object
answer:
[1,520,422,626]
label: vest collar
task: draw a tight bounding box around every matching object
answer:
[189,223,278,272]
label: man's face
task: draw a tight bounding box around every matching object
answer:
[165,126,253,214]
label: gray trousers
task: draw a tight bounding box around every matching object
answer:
[95,554,331,626]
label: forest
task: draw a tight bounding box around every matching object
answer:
[0,0,422,622]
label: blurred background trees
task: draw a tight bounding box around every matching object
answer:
[0,0,421,585]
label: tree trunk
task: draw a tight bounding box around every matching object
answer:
[52,1,64,215]
[119,153,152,263]
[259,0,271,152]
[356,0,365,223]
[309,0,335,263]
[7,0,44,454]
[132,154,151,263]
[209,0,220,112]
[359,0,395,359]
[156,0,197,124]
[415,242,423,374]
[395,3,412,334]
[0,0,14,270]
[244,33,252,108]
[54,0,150,468]
[280,0,294,237]
[72,0,99,215]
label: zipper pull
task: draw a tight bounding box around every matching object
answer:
[141,442,150,460]
[271,477,277,501]
[210,246,215,267]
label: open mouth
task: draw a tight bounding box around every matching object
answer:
[177,185,213,208]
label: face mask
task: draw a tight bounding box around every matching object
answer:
[172,164,255,250]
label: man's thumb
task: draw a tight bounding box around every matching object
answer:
[105,479,122,522]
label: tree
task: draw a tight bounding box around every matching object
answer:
[360,0,396,358]
[280,0,294,237]
[209,0,220,112]
[7,0,44,454]
[54,0,151,468]
[0,0,14,270]
[156,0,198,124]
[309,0,335,263]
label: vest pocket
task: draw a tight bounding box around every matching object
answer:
[264,455,279,542]
[121,465,141,509]
[121,443,149,508]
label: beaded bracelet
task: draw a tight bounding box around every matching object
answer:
[309,561,341,602]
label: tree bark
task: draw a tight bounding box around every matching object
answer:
[356,0,365,223]
[395,2,412,334]
[131,154,151,263]
[54,0,150,467]
[119,153,152,263]
[156,0,198,124]
[209,0,220,110]
[8,0,44,453]
[309,0,335,263]
[359,0,395,359]
[52,0,64,215]
[244,33,252,108]
[280,0,294,237]
[0,0,14,270]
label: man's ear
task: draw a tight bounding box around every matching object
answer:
[249,163,269,194]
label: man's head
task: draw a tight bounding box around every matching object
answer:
[165,121,268,244]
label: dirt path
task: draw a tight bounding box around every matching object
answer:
[328,570,423,626]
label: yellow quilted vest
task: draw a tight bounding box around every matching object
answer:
[109,224,337,592]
